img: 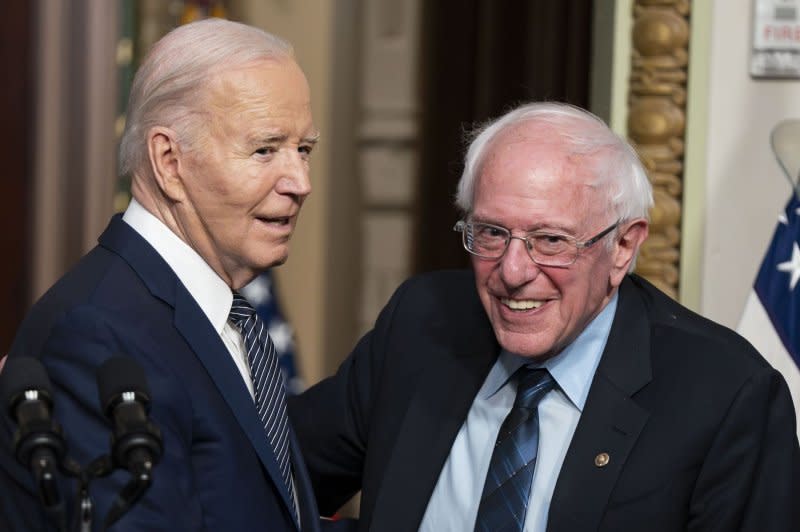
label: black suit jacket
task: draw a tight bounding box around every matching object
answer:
[0,216,347,531]
[290,270,800,531]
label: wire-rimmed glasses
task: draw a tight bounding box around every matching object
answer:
[453,220,619,267]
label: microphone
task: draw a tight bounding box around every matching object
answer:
[95,356,163,528]
[96,356,163,476]
[0,356,68,531]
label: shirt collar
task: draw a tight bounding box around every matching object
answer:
[483,291,619,412]
[122,198,233,334]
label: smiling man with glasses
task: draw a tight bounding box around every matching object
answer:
[290,102,799,532]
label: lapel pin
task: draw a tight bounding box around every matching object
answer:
[594,452,610,467]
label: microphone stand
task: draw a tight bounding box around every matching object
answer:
[28,448,68,532]
[103,449,154,530]
[65,447,159,531]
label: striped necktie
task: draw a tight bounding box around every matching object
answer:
[474,367,555,532]
[229,292,298,525]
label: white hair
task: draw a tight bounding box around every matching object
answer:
[455,102,653,224]
[119,18,294,177]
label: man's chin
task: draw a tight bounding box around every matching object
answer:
[261,251,289,269]
[257,243,291,268]
[495,329,558,360]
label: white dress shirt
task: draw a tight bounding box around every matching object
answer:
[122,199,254,398]
[419,293,618,532]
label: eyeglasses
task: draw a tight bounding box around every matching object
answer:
[453,219,619,267]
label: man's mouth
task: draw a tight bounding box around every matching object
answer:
[257,216,292,226]
[500,297,544,311]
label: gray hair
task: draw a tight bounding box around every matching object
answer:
[455,102,653,224]
[119,18,294,178]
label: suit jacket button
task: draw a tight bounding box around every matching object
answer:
[594,452,610,467]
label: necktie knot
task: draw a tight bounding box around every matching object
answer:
[229,292,256,327]
[514,367,555,410]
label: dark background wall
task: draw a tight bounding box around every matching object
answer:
[0,2,35,353]
[414,0,593,273]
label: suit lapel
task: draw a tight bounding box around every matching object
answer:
[100,216,300,528]
[173,289,299,525]
[548,277,652,531]
[369,315,498,532]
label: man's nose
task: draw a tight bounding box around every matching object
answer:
[276,149,312,199]
[499,237,539,286]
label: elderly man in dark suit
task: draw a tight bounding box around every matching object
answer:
[0,18,345,531]
[290,102,800,531]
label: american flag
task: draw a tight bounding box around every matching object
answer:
[241,271,303,395]
[738,192,800,439]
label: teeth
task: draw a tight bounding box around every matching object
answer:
[501,298,543,310]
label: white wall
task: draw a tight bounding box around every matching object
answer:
[698,0,800,327]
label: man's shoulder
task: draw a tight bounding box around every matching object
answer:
[367,269,489,347]
[28,239,147,318]
[389,269,479,312]
[624,274,768,371]
[399,269,476,292]
[10,222,171,359]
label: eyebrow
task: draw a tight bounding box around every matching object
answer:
[304,131,321,144]
[253,131,321,145]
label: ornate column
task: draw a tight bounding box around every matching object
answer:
[627,0,691,299]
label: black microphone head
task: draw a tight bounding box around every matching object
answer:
[96,356,151,417]
[0,357,53,417]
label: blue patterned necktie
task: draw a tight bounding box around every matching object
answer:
[229,292,298,524]
[474,367,555,532]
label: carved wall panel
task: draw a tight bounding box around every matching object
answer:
[628,0,690,298]
[357,0,421,334]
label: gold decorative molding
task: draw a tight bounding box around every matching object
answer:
[628,0,690,299]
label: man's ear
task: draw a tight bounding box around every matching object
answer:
[610,218,649,287]
[147,126,186,202]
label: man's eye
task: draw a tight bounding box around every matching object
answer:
[254,147,276,156]
[298,144,314,157]
[474,225,506,239]
[532,234,570,254]
[541,234,565,244]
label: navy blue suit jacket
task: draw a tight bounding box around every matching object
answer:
[0,215,344,531]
